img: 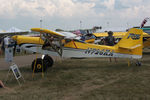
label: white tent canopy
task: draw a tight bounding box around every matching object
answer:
[6,27,28,33]
[0,27,29,34]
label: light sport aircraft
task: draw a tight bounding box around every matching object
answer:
[93,30,150,48]
[12,28,143,72]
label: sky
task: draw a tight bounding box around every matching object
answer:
[0,0,150,31]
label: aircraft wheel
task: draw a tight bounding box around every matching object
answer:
[32,58,47,72]
[43,55,54,68]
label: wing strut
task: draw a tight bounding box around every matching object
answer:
[42,33,64,56]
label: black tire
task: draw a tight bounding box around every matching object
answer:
[31,58,47,72]
[43,55,54,68]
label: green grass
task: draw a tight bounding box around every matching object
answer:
[0,55,150,100]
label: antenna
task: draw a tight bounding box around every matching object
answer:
[80,21,82,29]
[40,17,42,28]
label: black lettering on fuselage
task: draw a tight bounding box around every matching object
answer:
[85,48,114,56]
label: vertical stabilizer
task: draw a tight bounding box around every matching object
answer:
[116,28,143,57]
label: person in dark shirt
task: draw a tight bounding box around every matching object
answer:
[104,31,117,62]
[104,31,115,46]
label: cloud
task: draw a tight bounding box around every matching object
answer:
[118,1,150,19]
[0,0,96,19]
[101,0,115,10]
[1,0,148,20]
[0,0,150,30]
[99,0,150,20]
[121,0,143,6]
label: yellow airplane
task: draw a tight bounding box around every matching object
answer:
[12,28,143,72]
[93,30,150,48]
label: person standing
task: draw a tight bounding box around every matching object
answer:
[104,31,115,46]
[104,31,117,62]
[3,36,14,62]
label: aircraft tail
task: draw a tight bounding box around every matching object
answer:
[116,28,143,57]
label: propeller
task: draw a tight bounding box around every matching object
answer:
[140,17,150,28]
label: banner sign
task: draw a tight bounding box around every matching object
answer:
[10,64,22,80]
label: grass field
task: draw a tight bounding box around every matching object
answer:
[0,54,150,100]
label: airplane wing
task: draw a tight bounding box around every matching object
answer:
[143,32,150,37]
[143,38,150,48]
[93,31,150,38]
[93,32,127,38]
[31,28,80,39]
[12,35,44,45]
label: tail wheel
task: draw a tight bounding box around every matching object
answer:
[31,58,47,72]
[43,55,54,68]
